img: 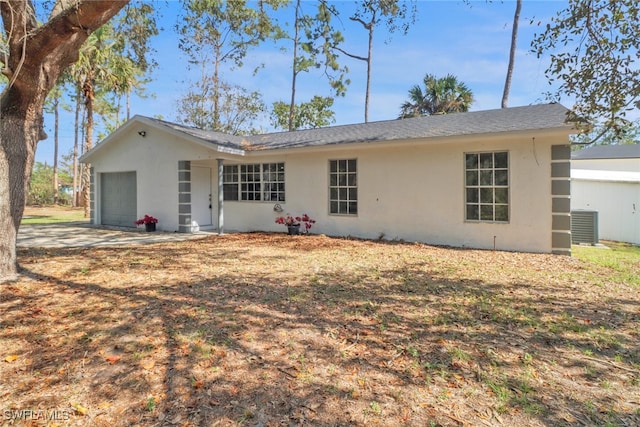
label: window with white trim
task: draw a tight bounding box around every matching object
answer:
[262,162,285,201]
[465,151,509,222]
[329,159,357,215]
[223,165,239,201]
[240,164,261,201]
[223,163,285,202]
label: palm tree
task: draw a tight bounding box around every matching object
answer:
[399,73,474,118]
[502,0,522,108]
[70,24,138,217]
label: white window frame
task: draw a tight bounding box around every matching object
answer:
[222,165,239,201]
[223,163,285,202]
[329,159,357,215]
[261,162,286,202]
[464,151,509,223]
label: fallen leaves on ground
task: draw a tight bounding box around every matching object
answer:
[2,232,639,426]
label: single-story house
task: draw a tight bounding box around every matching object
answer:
[80,103,576,254]
[571,144,640,245]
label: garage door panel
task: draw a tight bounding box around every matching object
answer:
[101,172,137,227]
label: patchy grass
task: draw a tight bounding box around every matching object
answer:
[2,234,639,426]
[21,206,87,224]
[573,241,640,286]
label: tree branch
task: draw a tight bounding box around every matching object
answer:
[349,15,371,30]
[1,0,127,114]
[28,1,127,64]
[333,45,367,62]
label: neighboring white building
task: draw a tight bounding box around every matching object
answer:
[571,144,640,245]
[80,103,576,254]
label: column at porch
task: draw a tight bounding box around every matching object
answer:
[178,160,194,233]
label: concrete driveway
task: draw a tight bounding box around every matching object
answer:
[17,222,213,248]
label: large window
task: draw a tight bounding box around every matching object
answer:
[465,151,509,222]
[329,159,357,215]
[223,163,285,202]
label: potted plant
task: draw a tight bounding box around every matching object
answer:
[275,214,316,235]
[135,214,158,232]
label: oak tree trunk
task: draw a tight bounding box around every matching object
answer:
[0,105,41,282]
[0,0,128,283]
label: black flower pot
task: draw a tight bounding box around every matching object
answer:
[287,224,300,235]
[145,222,156,232]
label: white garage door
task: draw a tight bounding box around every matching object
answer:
[100,172,137,227]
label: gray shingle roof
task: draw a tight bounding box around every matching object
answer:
[572,144,640,160]
[145,117,248,150]
[145,103,573,152]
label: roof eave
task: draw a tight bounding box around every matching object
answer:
[80,115,246,164]
[242,125,575,156]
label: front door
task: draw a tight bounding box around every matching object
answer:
[191,166,213,229]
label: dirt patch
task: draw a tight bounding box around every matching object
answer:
[2,233,639,426]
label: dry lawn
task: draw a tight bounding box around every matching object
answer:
[2,232,639,426]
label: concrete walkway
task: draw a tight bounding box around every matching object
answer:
[17,222,214,248]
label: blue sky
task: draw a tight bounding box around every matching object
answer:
[37,0,568,164]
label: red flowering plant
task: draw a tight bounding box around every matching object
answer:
[275,213,316,233]
[275,215,299,227]
[298,213,316,233]
[134,214,158,226]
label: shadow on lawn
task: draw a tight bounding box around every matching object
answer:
[4,239,640,426]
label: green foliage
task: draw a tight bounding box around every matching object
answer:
[271,96,335,130]
[145,396,156,412]
[178,0,284,67]
[351,0,417,38]
[178,81,266,135]
[277,0,349,131]
[70,21,150,139]
[399,73,474,118]
[177,0,284,132]
[572,121,640,146]
[298,1,350,98]
[113,3,160,73]
[28,162,73,206]
[532,0,640,137]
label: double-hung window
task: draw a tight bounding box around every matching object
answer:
[465,151,509,222]
[262,162,285,201]
[222,163,285,202]
[240,164,261,201]
[222,165,239,201]
[329,159,357,215]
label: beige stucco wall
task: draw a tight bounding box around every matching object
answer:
[216,132,561,253]
[87,123,568,253]
[87,125,234,231]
